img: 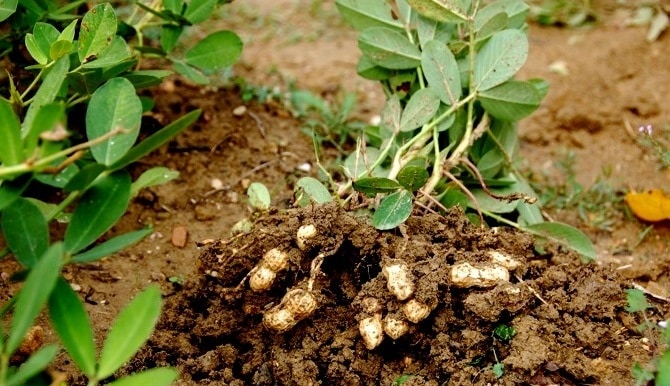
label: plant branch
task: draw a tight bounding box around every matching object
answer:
[0,128,128,179]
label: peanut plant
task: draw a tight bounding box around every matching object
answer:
[0,1,241,384]
[296,0,595,261]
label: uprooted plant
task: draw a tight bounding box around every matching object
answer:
[294,0,595,261]
[0,1,241,384]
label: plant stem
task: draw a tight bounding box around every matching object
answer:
[0,128,127,179]
[19,67,46,102]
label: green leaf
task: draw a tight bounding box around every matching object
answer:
[354,177,402,195]
[48,278,96,377]
[475,12,508,42]
[184,30,242,71]
[22,55,69,137]
[1,198,49,268]
[6,344,59,386]
[86,78,142,165]
[0,0,17,22]
[64,171,131,254]
[58,19,77,42]
[528,78,549,99]
[130,167,179,197]
[493,324,516,342]
[477,0,529,29]
[492,363,504,378]
[624,289,651,313]
[110,110,201,170]
[0,176,32,211]
[184,0,216,24]
[0,99,23,166]
[78,3,117,63]
[406,0,468,23]
[72,228,153,263]
[400,87,440,131]
[479,80,541,121]
[356,55,392,81]
[473,29,528,91]
[24,102,66,157]
[82,36,132,69]
[373,189,413,230]
[380,94,401,134]
[335,0,403,30]
[106,368,178,386]
[397,163,429,191]
[421,40,461,105]
[35,163,78,188]
[97,286,162,379]
[247,182,271,211]
[657,350,670,386]
[32,22,60,63]
[172,59,209,85]
[6,243,62,355]
[63,163,107,192]
[521,222,596,262]
[123,70,173,89]
[25,34,47,65]
[295,177,333,207]
[163,0,184,14]
[359,27,421,70]
[49,39,74,60]
[161,25,183,53]
[344,146,386,178]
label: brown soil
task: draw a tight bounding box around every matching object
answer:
[3,0,670,385]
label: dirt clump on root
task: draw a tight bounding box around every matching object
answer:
[126,203,655,385]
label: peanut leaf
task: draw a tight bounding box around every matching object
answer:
[354,177,402,195]
[86,77,142,165]
[473,29,528,91]
[359,27,421,69]
[479,80,541,121]
[335,0,403,31]
[1,198,49,268]
[97,286,162,379]
[0,99,23,166]
[184,31,242,71]
[406,0,468,23]
[78,3,117,64]
[373,189,413,230]
[106,368,178,386]
[64,171,131,254]
[522,222,596,262]
[421,40,461,105]
[48,278,96,377]
[295,177,333,207]
[6,243,62,355]
[400,87,440,131]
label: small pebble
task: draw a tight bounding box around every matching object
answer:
[233,105,247,116]
[211,178,224,190]
[172,226,189,248]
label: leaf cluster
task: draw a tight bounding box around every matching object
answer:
[295,0,596,260]
[0,1,242,384]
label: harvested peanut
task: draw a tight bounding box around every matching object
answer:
[283,289,318,319]
[383,315,409,340]
[263,288,318,332]
[402,299,432,323]
[249,266,277,291]
[487,251,521,270]
[263,248,289,272]
[451,262,510,288]
[382,262,414,301]
[361,297,383,314]
[359,314,384,350]
[263,308,296,333]
[296,224,317,250]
